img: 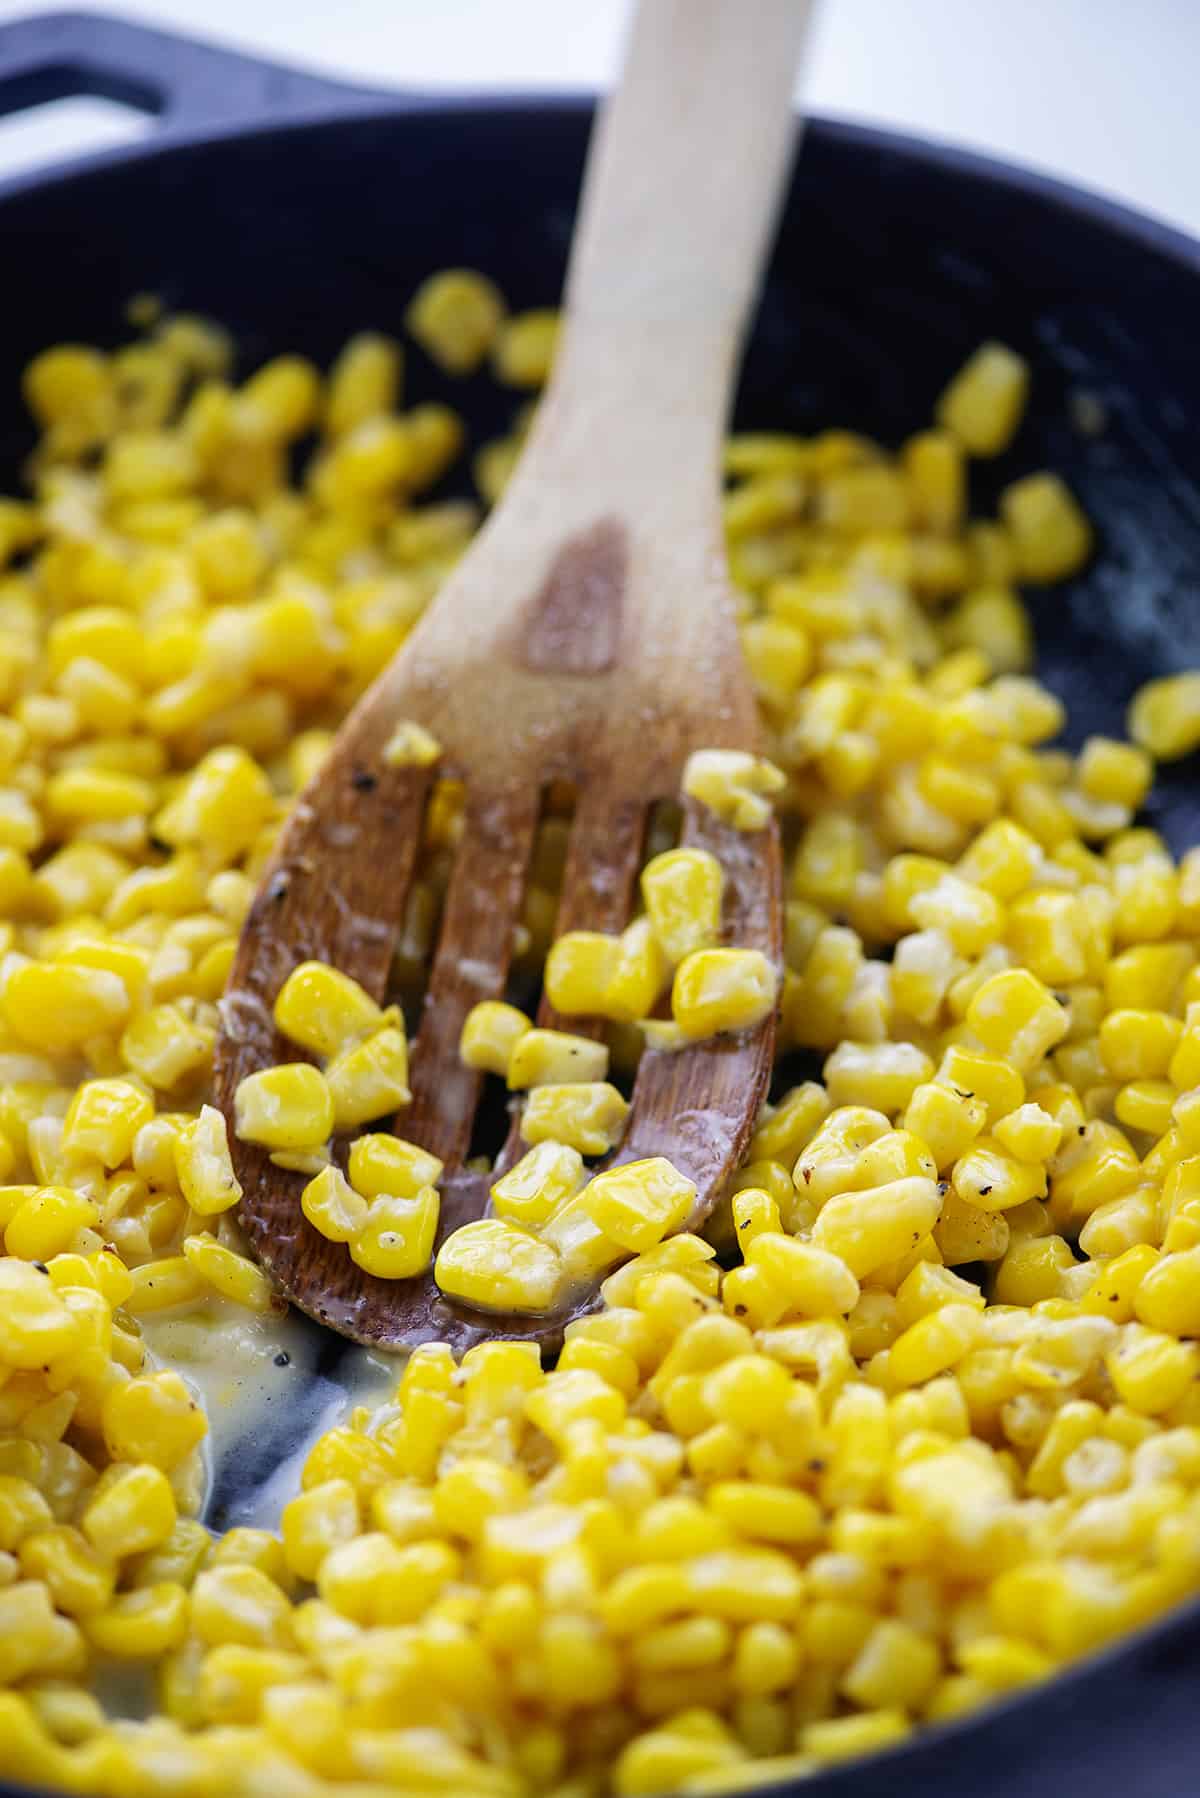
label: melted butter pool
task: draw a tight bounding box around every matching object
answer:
[141,1299,397,1531]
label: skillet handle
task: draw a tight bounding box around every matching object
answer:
[0,9,381,136]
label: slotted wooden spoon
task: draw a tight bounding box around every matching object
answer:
[214,0,812,1353]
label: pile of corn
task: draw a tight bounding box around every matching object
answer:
[0,271,1199,1798]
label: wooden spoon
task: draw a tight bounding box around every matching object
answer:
[214,0,812,1353]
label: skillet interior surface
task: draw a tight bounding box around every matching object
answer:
[0,73,1200,1798]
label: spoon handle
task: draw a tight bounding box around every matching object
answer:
[519,0,814,510]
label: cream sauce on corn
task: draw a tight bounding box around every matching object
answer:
[141,1299,395,1530]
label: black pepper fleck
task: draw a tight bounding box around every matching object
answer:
[978,1185,992,1196]
[274,1351,291,1367]
[351,768,378,792]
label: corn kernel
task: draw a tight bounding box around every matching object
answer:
[520,1082,629,1156]
[936,343,1029,456]
[234,1063,333,1152]
[460,1001,531,1076]
[349,1188,440,1279]
[435,1219,561,1313]
[273,960,385,1059]
[325,1027,410,1129]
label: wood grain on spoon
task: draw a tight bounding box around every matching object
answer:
[214,0,813,1352]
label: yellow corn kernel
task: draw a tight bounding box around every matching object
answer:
[382,719,441,768]
[436,1219,561,1313]
[991,1102,1062,1162]
[640,848,725,967]
[321,333,401,442]
[234,1064,333,1152]
[459,1000,531,1076]
[580,1158,696,1253]
[812,1177,942,1279]
[120,1003,214,1091]
[746,1233,860,1317]
[325,1026,410,1129]
[83,1581,190,1658]
[6,1188,98,1262]
[3,960,130,1052]
[273,960,385,1059]
[191,1559,295,1648]
[1080,1244,1160,1323]
[600,916,671,1022]
[936,343,1029,456]
[182,1235,276,1312]
[1098,1008,1182,1083]
[1107,1327,1200,1415]
[173,1104,242,1216]
[18,1525,114,1617]
[507,1027,609,1089]
[673,948,778,1040]
[125,1255,208,1314]
[301,1165,368,1244]
[1133,1246,1200,1337]
[966,968,1068,1071]
[81,1464,176,1559]
[280,1480,359,1581]
[154,747,274,857]
[491,1141,584,1226]
[1129,673,1200,762]
[101,1369,205,1470]
[952,1140,1047,1213]
[492,308,559,387]
[1001,472,1092,582]
[520,1081,629,1156]
[682,750,786,832]
[903,1082,986,1169]
[888,1305,981,1387]
[347,1133,443,1198]
[945,587,1032,675]
[349,1188,440,1279]
[824,1041,934,1114]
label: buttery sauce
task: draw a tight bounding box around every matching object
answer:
[140,1299,397,1531]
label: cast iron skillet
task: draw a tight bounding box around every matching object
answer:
[1,13,1200,1798]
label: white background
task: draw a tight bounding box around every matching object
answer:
[0,0,1196,238]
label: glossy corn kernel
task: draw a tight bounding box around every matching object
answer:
[682,749,786,831]
[382,719,441,768]
[460,1001,531,1076]
[325,1026,410,1129]
[1129,672,1200,762]
[173,1105,242,1216]
[520,1081,629,1156]
[672,948,778,1040]
[301,1165,368,1244]
[435,1220,562,1313]
[935,343,1029,456]
[966,968,1068,1072]
[507,1027,609,1090]
[349,1187,440,1279]
[579,1158,697,1253]
[182,1235,276,1312]
[407,269,506,374]
[1001,472,1092,583]
[491,308,559,386]
[82,1464,176,1559]
[641,848,725,964]
[812,1177,942,1279]
[491,1141,585,1226]
[273,960,385,1059]
[234,1064,333,1152]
